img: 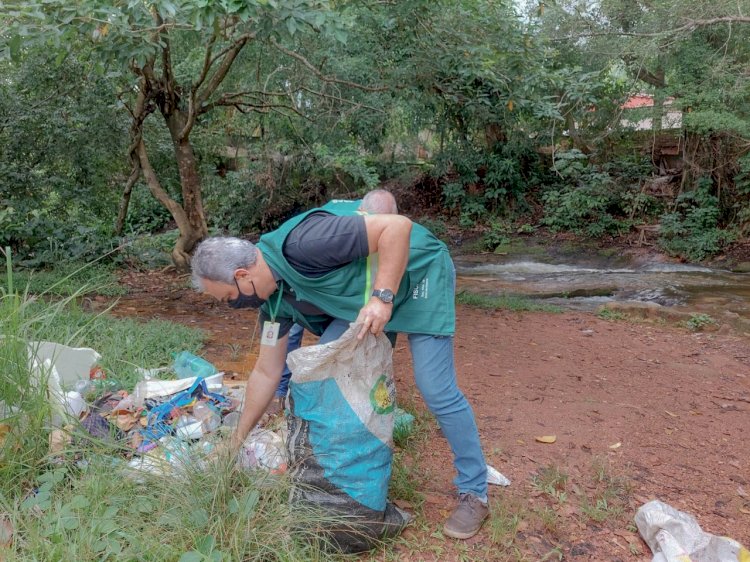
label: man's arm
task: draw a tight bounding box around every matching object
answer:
[230,332,288,449]
[356,214,412,339]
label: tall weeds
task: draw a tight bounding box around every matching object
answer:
[1,247,54,493]
[0,251,341,560]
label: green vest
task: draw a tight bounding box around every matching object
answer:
[257,207,455,336]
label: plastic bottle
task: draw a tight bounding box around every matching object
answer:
[172,351,217,379]
[192,402,221,433]
[222,411,240,429]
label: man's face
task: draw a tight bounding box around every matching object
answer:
[201,271,254,303]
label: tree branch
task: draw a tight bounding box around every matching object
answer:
[181,33,254,139]
[270,38,388,92]
[201,97,306,119]
[196,33,254,106]
[297,85,386,113]
[552,15,750,42]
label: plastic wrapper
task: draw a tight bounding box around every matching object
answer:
[238,428,287,472]
[635,499,750,562]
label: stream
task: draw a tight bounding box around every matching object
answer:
[454,249,750,327]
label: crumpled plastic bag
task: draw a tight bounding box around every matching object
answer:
[238,427,287,473]
[635,499,750,562]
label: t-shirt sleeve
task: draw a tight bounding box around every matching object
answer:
[283,211,369,277]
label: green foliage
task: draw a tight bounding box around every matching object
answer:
[541,151,652,238]
[0,49,126,266]
[121,230,181,270]
[4,459,338,560]
[531,465,568,504]
[683,313,717,332]
[578,458,631,524]
[203,171,270,234]
[5,263,125,298]
[658,180,736,261]
[1,0,748,266]
[435,141,539,226]
[0,292,53,491]
[481,222,512,252]
[123,185,174,235]
[596,308,627,321]
[416,216,449,243]
[30,303,205,392]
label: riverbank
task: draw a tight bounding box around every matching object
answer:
[110,268,750,560]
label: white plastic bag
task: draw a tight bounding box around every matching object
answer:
[237,428,287,472]
[635,500,750,562]
[27,342,100,426]
[487,464,511,486]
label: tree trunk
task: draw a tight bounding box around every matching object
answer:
[114,163,140,235]
[564,110,590,154]
[135,138,201,272]
[165,111,209,270]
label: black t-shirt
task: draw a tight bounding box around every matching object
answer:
[260,212,369,336]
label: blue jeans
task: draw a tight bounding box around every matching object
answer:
[276,323,305,398]
[318,319,488,500]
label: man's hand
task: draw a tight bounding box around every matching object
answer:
[356,297,393,339]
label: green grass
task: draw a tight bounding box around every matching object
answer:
[530,464,568,504]
[578,458,631,524]
[388,404,434,507]
[456,291,562,313]
[1,253,354,560]
[596,308,627,321]
[683,313,717,332]
[4,262,127,298]
[26,301,205,392]
[2,457,342,561]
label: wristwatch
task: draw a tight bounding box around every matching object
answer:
[372,288,395,304]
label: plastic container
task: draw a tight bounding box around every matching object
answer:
[222,411,240,429]
[63,391,87,418]
[174,416,204,440]
[172,351,217,380]
[192,402,220,433]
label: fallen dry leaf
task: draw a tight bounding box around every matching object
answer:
[0,515,12,547]
[738,486,748,499]
[49,429,71,455]
[535,435,557,444]
[664,410,678,417]
[739,506,750,515]
[609,442,622,450]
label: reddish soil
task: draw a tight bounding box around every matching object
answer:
[111,269,750,561]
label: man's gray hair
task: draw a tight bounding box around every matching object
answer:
[361,189,398,214]
[191,236,258,290]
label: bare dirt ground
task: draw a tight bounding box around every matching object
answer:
[110,269,750,561]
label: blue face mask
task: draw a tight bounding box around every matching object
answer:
[228,278,266,309]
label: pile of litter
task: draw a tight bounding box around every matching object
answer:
[28,342,285,476]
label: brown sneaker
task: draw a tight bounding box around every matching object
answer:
[443,493,489,539]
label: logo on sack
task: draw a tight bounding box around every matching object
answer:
[369,375,395,414]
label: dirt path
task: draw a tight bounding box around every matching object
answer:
[111,270,750,561]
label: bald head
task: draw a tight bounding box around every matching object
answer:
[360,189,398,215]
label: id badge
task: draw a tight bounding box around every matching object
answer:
[261,321,280,346]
